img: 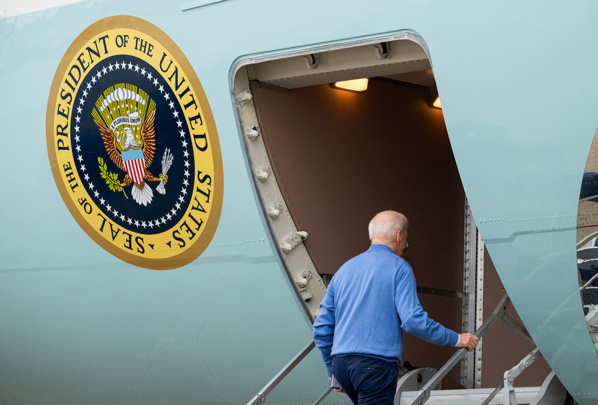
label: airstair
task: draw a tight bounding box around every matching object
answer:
[246,294,569,405]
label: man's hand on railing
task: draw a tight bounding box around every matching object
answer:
[457,333,479,351]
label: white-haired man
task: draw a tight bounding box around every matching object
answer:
[313,210,478,404]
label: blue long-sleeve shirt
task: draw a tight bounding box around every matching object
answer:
[313,244,459,378]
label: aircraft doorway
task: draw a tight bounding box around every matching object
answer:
[232,34,549,390]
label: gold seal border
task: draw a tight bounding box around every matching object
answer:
[46,15,224,270]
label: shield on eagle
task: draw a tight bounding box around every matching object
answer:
[122,146,146,185]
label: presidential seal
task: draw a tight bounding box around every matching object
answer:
[47,16,223,270]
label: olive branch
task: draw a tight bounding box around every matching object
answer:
[98,157,128,199]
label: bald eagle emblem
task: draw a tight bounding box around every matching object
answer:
[92,85,172,206]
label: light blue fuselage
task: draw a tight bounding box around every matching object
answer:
[1,1,598,404]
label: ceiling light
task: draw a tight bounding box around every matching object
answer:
[332,78,369,92]
[432,96,441,109]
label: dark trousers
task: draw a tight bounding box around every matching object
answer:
[332,355,399,405]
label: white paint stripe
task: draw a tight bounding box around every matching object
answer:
[181,0,228,12]
[0,0,85,19]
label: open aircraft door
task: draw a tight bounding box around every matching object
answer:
[231,34,560,403]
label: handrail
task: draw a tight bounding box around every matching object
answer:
[406,293,512,405]
[248,293,532,405]
[481,347,541,405]
[246,341,317,405]
[313,387,334,405]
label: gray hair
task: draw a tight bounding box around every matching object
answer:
[368,211,409,241]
